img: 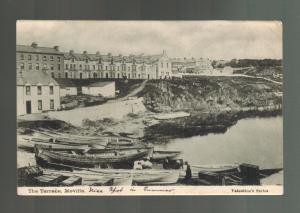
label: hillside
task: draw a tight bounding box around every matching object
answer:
[137,76,282,113]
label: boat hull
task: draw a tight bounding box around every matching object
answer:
[35,148,149,168]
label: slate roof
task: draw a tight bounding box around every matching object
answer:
[54,78,77,88]
[17,70,59,86]
[63,51,166,64]
[17,45,63,55]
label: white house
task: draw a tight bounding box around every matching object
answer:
[55,79,78,97]
[17,70,60,116]
[82,81,115,98]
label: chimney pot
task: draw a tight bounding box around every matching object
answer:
[31,42,38,48]
[54,46,59,51]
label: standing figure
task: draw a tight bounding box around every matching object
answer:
[184,161,192,181]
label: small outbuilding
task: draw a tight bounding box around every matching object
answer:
[55,78,78,97]
[82,81,115,98]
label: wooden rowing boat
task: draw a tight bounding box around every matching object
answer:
[18,141,90,152]
[35,147,149,168]
[43,168,179,186]
[132,170,180,185]
[151,150,182,161]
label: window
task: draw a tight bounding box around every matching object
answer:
[36,55,39,61]
[117,73,120,78]
[43,63,47,69]
[85,59,88,63]
[50,56,54,61]
[58,73,61,78]
[58,64,61,70]
[51,72,54,78]
[80,73,82,79]
[26,86,30,95]
[93,65,95,70]
[72,58,75,62]
[57,57,61,62]
[50,99,54,110]
[117,66,119,71]
[65,64,68,69]
[93,73,97,78]
[167,63,168,68]
[105,73,108,78]
[43,55,47,61]
[50,64,54,70]
[37,86,42,95]
[65,72,68,78]
[105,66,108,70]
[49,86,54,95]
[20,54,24,60]
[28,55,32,60]
[79,64,82,69]
[28,63,32,70]
[128,67,130,71]
[38,100,42,110]
[36,63,39,70]
[132,65,136,71]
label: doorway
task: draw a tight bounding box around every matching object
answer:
[26,101,31,114]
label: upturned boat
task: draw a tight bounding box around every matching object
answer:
[151,150,182,161]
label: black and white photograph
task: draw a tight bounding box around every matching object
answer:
[16,21,283,195]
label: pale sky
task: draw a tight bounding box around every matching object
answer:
[17,21,282,60]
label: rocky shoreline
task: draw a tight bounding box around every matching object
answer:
[143,109,282,143]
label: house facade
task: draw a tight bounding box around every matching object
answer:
[82,81,115,97]
[63,50,172,80]
[17,70,60,116]
[16,42,64,78]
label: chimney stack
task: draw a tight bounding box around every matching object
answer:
[83,50,87,54]
[69,50,74,54]
[31,42,38,48]
[54,46,59,51]
[96,51,100,56]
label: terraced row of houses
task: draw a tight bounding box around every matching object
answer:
[16,42,213,116]
[16,42,172,80]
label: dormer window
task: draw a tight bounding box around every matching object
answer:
[85,59,88,63]
[50,56,54,61]
[28,55,32,60]
[20,54,24,60]
[71,58,75,62]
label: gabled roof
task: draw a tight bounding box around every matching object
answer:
[17,45,63,55]
[17,70,59,86]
